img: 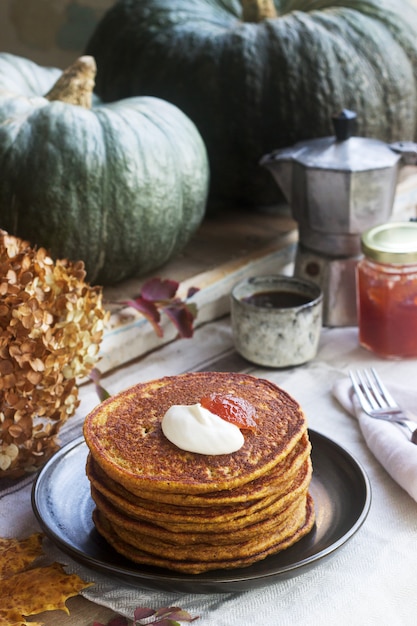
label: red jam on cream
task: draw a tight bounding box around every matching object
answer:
[200,393,257,430]
[161,403,244,455]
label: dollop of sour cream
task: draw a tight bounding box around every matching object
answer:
[161,403,244,455]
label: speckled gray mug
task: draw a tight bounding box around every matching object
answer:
[231,275,323,368]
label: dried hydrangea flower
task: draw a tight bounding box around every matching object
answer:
[0,230,109,479]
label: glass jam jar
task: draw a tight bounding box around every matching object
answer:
[357,221,417,358]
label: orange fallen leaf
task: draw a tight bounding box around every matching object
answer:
[0,533,43,579]
[0,533,93,626]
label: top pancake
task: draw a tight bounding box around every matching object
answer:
[83,372,307,495]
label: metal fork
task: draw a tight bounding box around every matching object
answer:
[349,368,417,445]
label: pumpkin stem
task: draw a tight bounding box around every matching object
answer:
[44,56,96,108]
[241,0,278,22]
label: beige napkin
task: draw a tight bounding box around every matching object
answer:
[333,377,417,503]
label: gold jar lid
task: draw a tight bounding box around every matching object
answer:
[361,221,417,264]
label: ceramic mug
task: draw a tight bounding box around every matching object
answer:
[231,275,323,368]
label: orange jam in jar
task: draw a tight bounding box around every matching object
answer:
[357,222,417,358]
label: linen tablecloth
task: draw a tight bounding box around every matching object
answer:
[1,318,417,626]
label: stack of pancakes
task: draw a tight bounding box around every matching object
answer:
[83,372,315,574]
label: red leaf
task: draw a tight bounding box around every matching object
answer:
[123,297,163,337]
[151,606,198,624]
[186,286,199,298]
[141,277,179,302]
[119,278,198,340]
[133,606,156,620]
[163,304,195,338]
[154,607,181,618]
[156,607,198,622]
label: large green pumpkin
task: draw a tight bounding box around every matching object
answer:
[85,0,417,209]
[0,54,209,285]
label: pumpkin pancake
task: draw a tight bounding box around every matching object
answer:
[86,430,311,506]
[92,494,315,574]
[83,372,308,495]
[104,495,309,561]
[88,457,312,530]
[89,483,308,546]
[83,371,315,573]
[89,459,312,539]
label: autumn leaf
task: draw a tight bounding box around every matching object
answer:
[163,303,197,339]
[0,533,44,579]
[121,277,199,339]
[0,533,92,626]
[90,278,199,401]
[140,277,179,301]
[94,605,199,626]
[123,296,163,337]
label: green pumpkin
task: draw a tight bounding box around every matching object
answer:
[0,54,209,285]
[85,0,417,209]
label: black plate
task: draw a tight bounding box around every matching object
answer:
[32,430,371,593]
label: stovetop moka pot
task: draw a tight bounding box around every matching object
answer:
[261,110,417,326]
